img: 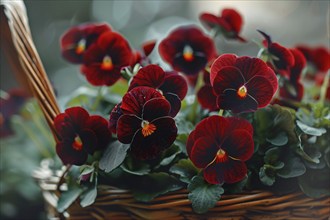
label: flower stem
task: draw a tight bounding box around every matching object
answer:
[218,109,224,116]
[91,87,103,112]
[319,72,329,104]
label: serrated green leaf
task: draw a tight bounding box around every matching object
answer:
[296,120,326,136]
[57,183,83,213]
[188,175,224,214]
[169,159,199,184]
[99,141,130,173]
[132,172,182,202]
[277,157,306,178]
[160,144,181,166]
[266,132,288,146]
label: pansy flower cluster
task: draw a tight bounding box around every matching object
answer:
[12,7,327,214]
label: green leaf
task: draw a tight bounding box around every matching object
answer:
[133,172,182,202]
[266,132,288,146]
[259,166,276,186]
[296,120,326,136]
[121,157,150,176]
[160,144,181,166]
[80,184,97,208]
[298,168,330,198]
[175,118,194,135]
[80,165,95,176]
[99,141,130,173]
[264,147,281,165]
[188,175,224,214]
[224,176,248,194]
[277,157,306,178]
[57,183,83,213]
[169,159,199,184]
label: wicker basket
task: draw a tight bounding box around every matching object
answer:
[2,1,330,219]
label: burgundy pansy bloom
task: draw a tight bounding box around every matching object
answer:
[0,89,29,138]
[296,45,330,74]
[197,70,219,111]
[81,31,134,86]
[279,49,306,101]
[187,115,254,184]
[128,65,188,117]
[210,54,278,113]
[54,107,111,165]
[114,87,177,160]
[258,30,294,73]
[159,25,216,76]
[200,8,246,42]
[60,23,111,64]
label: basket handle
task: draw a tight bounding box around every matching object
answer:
[1,0,60,142]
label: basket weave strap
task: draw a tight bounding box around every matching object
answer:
[1,0,60,142]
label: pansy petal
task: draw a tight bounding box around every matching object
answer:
[121,87,162,116]
[235,56,276,83]
[197,85,218,111]
[142,40,156,56]
[190,137,219,169]
[81,65,122,86]
[164,93,181,117]
[172,55,208,76]
[199,13,219,30]
[130,117,177,160]
[193,115,228,144]
[246,76,276,108]
[220,9,243,33]
[212,66,245,95]
[128,65,165,90]
[80,129,98,154]
[289,49,306,82]
[65,107,89,130]
[117,115,141,144]
[56,142,88,166]
[210,54,237,84]
[269,43,295,70]
[203,162,223,184]
[109,103,123,134]
[142,98,171,121]
[221,129,254,161]
[160,72,188,100]
[54,113,75,138]
[86,115,111,149]
[217,90,258,113]
[225,117,253,136]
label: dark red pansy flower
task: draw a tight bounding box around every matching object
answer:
[197,70,219,111]
[81,31,134,86]
[128,65,187,117]
[200,8,246,42]
[114,86,177,160]
[159,25,216,76]
[258,30,294,73]
[210,54,278,113]
[60,23,111,64]
[54,107,111,165]
[296,45,330,74]
[279,49,306,101]
[187,115,254,184]
[0,89,29,138]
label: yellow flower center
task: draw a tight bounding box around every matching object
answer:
[183,45,194,62]
[141,120,157,137]
[237,85,247,98]
[215,148,227,163]
[75,38,86,55]
[72,135,83,151]
[101,55,114,70]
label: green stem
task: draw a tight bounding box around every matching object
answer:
[188,72,204,123]
[319,72,329,104]
[91,87,104,111]
[218,109,224,116]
